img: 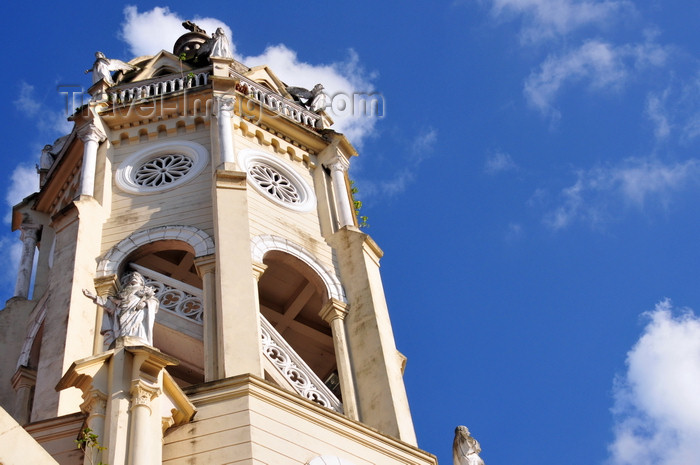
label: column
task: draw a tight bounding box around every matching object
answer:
[319,298,359,420]
[128,380,160,465]
[77,123,106,197]
[14,224,40,298]
[216,96,236,164]
[80,390,108,465]
[326,156,355,227]
[194,254,217,381]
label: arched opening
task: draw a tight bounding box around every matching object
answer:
[258,251,340,398]
[119,239,204,386]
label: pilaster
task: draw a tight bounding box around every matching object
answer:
[212,167,263,378]
[328,226,417,445]
[32,196,106,422]
[194,254,217,381]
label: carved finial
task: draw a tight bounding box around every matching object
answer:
[453,425,485,465]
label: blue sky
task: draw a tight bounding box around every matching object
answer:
[3,2,700,464]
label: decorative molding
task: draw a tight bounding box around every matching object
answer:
[260,315,342,413]
[250,235,346,303]
[97,225,215,277]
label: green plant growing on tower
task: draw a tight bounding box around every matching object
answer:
[75,427,108,465]
[350,180,369,228]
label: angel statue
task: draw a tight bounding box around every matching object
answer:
[286,83,327,112]
[83,271,159,347]
[453,425,485,465]
[85,51,137,86]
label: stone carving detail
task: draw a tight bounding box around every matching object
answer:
[130,381,160,413]
[126,266,203,323]
[453,425,485,465]
[248,163,301,204]
[260,317,342,412]
[86,52,137,86]
[134,154,194,188]
[83,271,159,346]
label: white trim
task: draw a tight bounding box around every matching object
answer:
[115,140,209,194]
[237,149,316,212]
[251,235,346,303]
[97,225,215,277]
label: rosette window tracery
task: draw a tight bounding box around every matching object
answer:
[134,154,194,188]
[248,163,301,204]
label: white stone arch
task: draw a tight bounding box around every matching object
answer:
[97,225,215,277]
[251,235,346,303]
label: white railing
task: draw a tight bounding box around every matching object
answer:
[230,70,321,128]
[260,316,342,412]
[126,264,342,412]
[109,68,210,105]
[128,264,203,323]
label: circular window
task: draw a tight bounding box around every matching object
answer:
[134,154,194,187]
[116,141,209,194]
[237,149,315,212]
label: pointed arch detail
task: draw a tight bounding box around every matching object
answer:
[96,225,215,277]
[251,235,346,303]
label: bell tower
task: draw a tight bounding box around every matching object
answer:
[0,23,437,465]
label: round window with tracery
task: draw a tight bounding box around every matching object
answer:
[236,149,316,212]
[248,163,301,204]
[116,141,209,194]
[134,154,194,187]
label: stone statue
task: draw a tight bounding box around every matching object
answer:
[83,272,159,346]
[85,51,137,86]
[209,27,233,59]
[286,84,327,112]
[453,426,485,465]
[39,145,55,171]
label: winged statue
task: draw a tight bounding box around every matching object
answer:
[85,51,137,86]
[285,83,327,111]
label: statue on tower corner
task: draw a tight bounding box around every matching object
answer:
[286,83,327,112]
[453,425,485,465]
[83,271,159,347]
[85,51,137,86]
[209,27,233,59]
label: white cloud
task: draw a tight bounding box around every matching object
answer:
[4,165,39,224]
[524,39,667,119]
[607,299,700,465]
[645,91,671,139]
[120,6,233,58]
[242,46,378,146]
[119,7,378,145]
[15,82,72,135]
[544,157,700,229]
[488,0,633,43]
[359,127,438,197]
[484,151,518,174]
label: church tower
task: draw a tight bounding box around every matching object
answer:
[0,24,437,465]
